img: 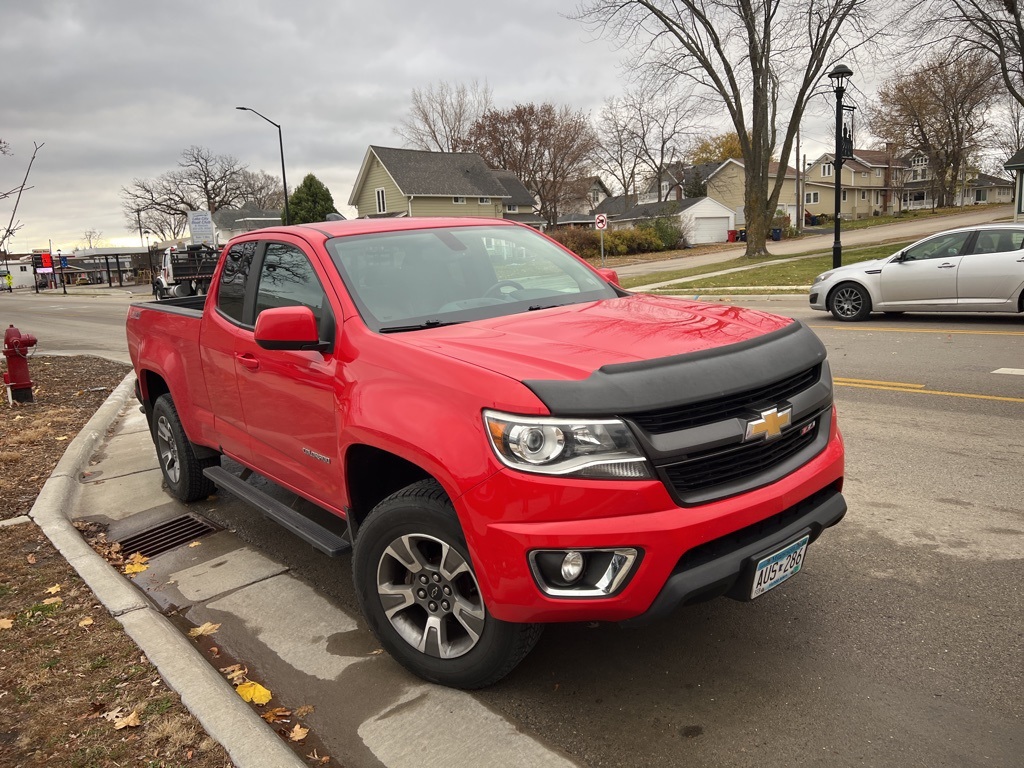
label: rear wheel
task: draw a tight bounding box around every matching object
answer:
[353,480,542,689]
[828,282,872,321]
[151,394,218,502]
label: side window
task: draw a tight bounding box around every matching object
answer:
[902,232,971,262]
[254,243,326,324]
[218,241,258,323]
[970,229,1024,255]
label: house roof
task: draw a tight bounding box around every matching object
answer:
[355,146,511,202]
[615,197,706,222]
[1004,148,1024,171]
[593,194,638,217]
[644,162,718,193]
[555,212,596,225]
[970,172,1013,189]
[491,170,536,207]
[708,158,797,180]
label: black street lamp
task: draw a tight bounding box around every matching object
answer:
[58,248,67,295]
[828,63,854,270]
[236,106,290,226]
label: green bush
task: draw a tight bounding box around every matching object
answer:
[548,218,683,259]
[636,218,685,249]
[548,228,601,260]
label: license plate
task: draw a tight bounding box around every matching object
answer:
[751,535,810,599]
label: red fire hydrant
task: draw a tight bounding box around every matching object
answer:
[3,324,38,403]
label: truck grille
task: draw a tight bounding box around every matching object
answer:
[629,365,820,434]
[661,418,820,495]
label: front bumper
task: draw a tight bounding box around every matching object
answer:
[809,287,828,311]
[457,415,845,624]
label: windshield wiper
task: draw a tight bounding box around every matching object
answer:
[528,303,567,311]
[379,319,465,333]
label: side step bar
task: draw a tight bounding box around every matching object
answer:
[203,466,351,556]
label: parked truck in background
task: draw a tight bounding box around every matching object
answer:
[153,244,219,299]
[126,217,846,688]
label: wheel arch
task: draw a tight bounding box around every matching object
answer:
[344,444,435,536]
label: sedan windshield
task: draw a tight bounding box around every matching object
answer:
[325,225,617,331]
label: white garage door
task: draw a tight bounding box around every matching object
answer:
[691,216,730,244]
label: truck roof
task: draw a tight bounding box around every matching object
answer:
[251,216,520,241]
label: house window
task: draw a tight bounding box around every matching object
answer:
[841,190,848,202]
[479,197,490,204]
[875,191,881,204]
[375,188,386,214]
[505,204,518,213]
[875,168,882,177]
[805,191,819,204]
[591,190,600,204]
[861,190,867,200]
[822,163,833,177]
[453,197,466,204]
[19,265,27,272]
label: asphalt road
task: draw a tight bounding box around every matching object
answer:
[4,278,1021,766]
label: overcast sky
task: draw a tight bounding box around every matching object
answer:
[3,0,852,253]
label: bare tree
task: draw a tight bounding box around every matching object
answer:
[868,50,1000,207]
[1,141,44,255]
[238,169,286,210]
[121,146,248,239]
[466,103,599,226]
[929,0,1024,108]
[594,96,641,196]
[82,229,103,248]
[987,94,1024,171]
[624,79,700,201]
[577,0,886,257]
[396,80,494,152]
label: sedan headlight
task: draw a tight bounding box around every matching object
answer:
[812,271,833,285]
[484,410,652,479]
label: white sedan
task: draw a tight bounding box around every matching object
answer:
[809,224,1024,321]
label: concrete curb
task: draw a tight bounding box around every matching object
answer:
[28,371,306,768]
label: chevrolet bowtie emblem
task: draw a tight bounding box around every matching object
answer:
[745,407,792,441]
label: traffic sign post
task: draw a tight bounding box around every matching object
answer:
[595,214,608,267]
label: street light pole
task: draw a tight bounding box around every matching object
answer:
[235,106,290,225]
[58,248,66,295]
[828,64,853,270]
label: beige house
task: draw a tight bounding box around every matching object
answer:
[706,159,800,226]
[349,146,535,220]
[803,149,906,220]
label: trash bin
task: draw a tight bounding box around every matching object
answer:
[727,230,738,243]
[810,215,819,226]
[771,228,782,241]
[738,229,746,242]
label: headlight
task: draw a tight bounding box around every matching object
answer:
[812,271,833,285]
[484,410,652,479]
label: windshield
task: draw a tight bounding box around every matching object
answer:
[325,224,617,331]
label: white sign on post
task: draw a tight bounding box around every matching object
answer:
[595,213,608,230]
[187,210,216,246]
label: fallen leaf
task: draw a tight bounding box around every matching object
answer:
[294,705,314,718]
[42,597,63,606]
[101,707,124,722]
[236,681,272,705]
[188,622,220,638]
[45,584,61,595]
[26,554,37,564]
[55,436,68,441]
[123,562,148,576]
[78,617,94,628]
[188,541,201,548]
[0,618,13,630]
[113,710,141,729]
[208,646,220,658]
[288,723,309,742]
[261,707,291,723]
[126,552,149,565]
[307,749,330,763]
[219,663,247,683]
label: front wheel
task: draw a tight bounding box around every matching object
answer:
[151,394,218,502]
[353,480,542,689]
[828,282,872,322]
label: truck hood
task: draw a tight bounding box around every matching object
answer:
[398,294,794,382]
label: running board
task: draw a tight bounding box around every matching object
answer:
[203,466,351,556]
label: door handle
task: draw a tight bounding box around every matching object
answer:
[936,263,956,269]
[236,353,260,371]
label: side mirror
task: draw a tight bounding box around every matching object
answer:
[597,268,621,287]
[254,306,330,352]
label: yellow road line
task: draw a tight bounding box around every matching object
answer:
[821,325,1024,337]
[834,377,925,389]
[836,381,1024,403]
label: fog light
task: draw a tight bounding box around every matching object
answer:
[561,551,585,583]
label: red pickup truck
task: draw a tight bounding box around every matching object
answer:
[127,217,845,688]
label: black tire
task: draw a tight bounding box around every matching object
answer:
[352,479,543,689]
[151,394,219,502]
[827,282,872,322]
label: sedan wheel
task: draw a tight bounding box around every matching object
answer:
[828,282,872,322]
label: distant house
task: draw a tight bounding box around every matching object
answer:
[593,194,639,219]
[609,197,736,244]
[563,176,613,214]
[706,159,800,226]
[348,146,528,220]
[1004,148,1024,222]
[491,169,544,228]
[803,149,906,219]
[641,162,719,203]
[966,172,1015,206]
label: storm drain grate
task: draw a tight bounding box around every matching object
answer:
[117,514,219,559]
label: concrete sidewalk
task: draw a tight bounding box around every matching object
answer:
[31,376,578,768]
